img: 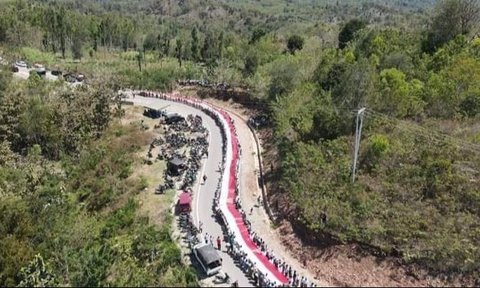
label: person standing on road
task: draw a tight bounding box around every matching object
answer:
[217,236,221,250]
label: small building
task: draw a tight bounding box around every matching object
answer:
[167,156,186,176]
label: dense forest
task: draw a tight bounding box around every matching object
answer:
[1,0,480,286]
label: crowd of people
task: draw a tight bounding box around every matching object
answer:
[133,90,316,288]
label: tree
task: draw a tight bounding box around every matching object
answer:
[422,0,480,54]
[362,134,390,171]
[460,92,480,117]
[0,11,9,42]
[268,59,300,100]
[459,0,480,34]
[143,32,157,51]
[287,35,304,54]
[329,60,377,112]
[374,68,425,117]
[72,36,83,60]
[190,27,198,61]
[56,6,69,58]
[201,32,214,64]
[243,51,258,77]
[88,16,99,52]
[175,38,183,67]
[250,27,266,44]
[217,31,224,59]
[0,68,12,92]
[338,19,367,49]
[136,50,143,72]
[121,20,135,52]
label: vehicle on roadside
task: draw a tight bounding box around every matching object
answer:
[248,114,270,129]
[143,107,165,119]
[15,60,27,68]
[51,69,62,76]
[34,64,46,76]
[165,113,185,124]
[193,243,222,276]
[64,73,77,83]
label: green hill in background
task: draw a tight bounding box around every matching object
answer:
[1,0,480,286]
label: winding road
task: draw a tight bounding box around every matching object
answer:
[127,95,253,286]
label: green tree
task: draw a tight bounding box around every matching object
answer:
[243,51,258,77]
[136,50,143,72]
[331,60,375,111]
[175,38,183,67]
[56,6,69,58]
[71,36,83,60]
[143,32,158,51]
[362,134,390,171]
[121,19,135,52]
[460,92,480,117]
[287,35,304,54]
[217,31,224,59]
[422,0,480,54]
[250,27,266,44]
[201,31,215,64]
[338,19,367,49]
[374,68,425,117]
[0,11,8,42]
[190,27,198,61]
[88,16,99,52]
[0,68,12,92]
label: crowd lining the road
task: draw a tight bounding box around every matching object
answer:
[131,90,317,288]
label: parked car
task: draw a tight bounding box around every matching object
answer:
[15,60,27,68]
[192,243,222,276]
[34,64,46,76]
[143,108,165,119]
[248,114,270,129]
[63,73,77,83]
[51,70,62,76]
[165,113,185,124]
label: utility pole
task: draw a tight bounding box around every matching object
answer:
[352,108,366,183]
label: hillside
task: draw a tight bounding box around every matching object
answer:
[1,0,479,286]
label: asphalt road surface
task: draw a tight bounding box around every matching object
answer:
[128,96,252,287]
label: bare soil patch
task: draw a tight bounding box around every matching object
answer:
[121,106,174,226]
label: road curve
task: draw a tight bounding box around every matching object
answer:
[126,95,253,287]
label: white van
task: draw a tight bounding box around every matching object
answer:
[193,243,222,276]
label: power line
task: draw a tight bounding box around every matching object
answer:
[363,109,480,154]
[365,109,480,151]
